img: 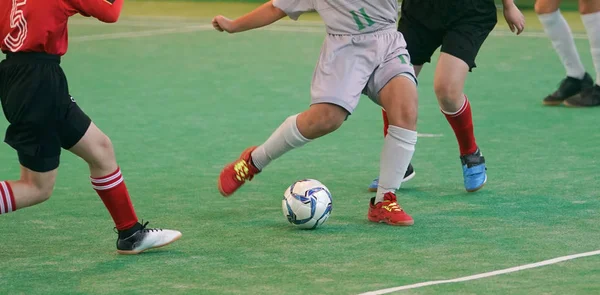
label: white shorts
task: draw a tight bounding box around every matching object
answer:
[310,29,417,114]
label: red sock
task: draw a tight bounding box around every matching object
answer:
[91,168,138,230]
[442,95,478,155]
[0,181,16,214]
[382,109,389,137]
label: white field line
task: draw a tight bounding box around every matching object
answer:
[359,249,600,295]
[417,133,443,138]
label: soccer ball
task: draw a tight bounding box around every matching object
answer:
[282,179,332,229]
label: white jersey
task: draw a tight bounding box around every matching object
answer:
[273,0,398,35]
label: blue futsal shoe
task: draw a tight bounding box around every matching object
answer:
[368,163,416,192]
[461,148,487,192]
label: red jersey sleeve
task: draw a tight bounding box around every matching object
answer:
[64,0,124,23]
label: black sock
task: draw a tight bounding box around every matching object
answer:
[118,222,143,239]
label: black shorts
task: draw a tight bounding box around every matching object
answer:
[0,52,91,172]
[398,0,498,70]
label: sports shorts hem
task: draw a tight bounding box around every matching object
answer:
[440,49,477,71]
[310,98,355,114]
[61,109,92,150]
[380,72,418,92]
[16,152,60,173]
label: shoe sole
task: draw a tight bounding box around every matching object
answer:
[367,171,416,192]
[542,100,564,106]
[466,175,487,193]
[563,101,600,107]
[217,162,236,197]
[217,177,230,197]
[544,93,580,106]
[116,232,183,255]
[368,217,414,226]
[563,100,581,107]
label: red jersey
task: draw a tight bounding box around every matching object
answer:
[0,0,123,56]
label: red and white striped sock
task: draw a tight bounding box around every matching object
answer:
[91,167,139,231]
[0,181,16,214]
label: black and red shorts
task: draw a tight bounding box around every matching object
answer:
[0,52,91,172]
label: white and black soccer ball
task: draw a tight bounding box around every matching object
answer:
[282,179,332,229]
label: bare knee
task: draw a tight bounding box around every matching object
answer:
[79,133,116,170]
[21,176,55,203]
[88,134,116,169]
[434,81,465,112]
[297,104,348,139]
[77,133,117,173]
[535,0,561,14]
[35,183,54,202]
[579,0,600,14]
[389,106,417,131]
[379,76,418,131]
[69,123,118,175]
[315,108,345,133]
[98,134,113,153]
[306,104,346,134]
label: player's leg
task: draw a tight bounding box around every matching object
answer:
[433,53,487,192]
[0,54,62,215]
[368,76,418,226]
[378,65,422,136]
[218,103,348,197]
[378,76,418,201]
[253,103,347,169]
[364,31,419,226]
[2,167,56,213]
[0,166,58,216]
[433,54,469,112]
[0,134,59,214]
[218,36,362,197]
[437,3,496,192]
[65,115,181,254]
[536,0,594,105]
[368,2,443,192]
[564,0,600,106]
[369,65,422,192]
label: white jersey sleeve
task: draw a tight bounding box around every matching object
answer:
[272,0,315,20]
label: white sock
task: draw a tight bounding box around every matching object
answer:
[539,10,586,79]
[375,125,417,203]
[250,114,311,170]
[582,11,600,86]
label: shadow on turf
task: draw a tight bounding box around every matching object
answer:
[115,249,187,257]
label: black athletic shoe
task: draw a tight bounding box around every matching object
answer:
[543,73,594,106]
[116,221,182,255]
[368,163,416,192]
[564,85,600,107]
[404,163,415,182]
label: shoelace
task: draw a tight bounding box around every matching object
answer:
[233,160,253,182]
[383,201,402,212]
[140,221,163,233]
